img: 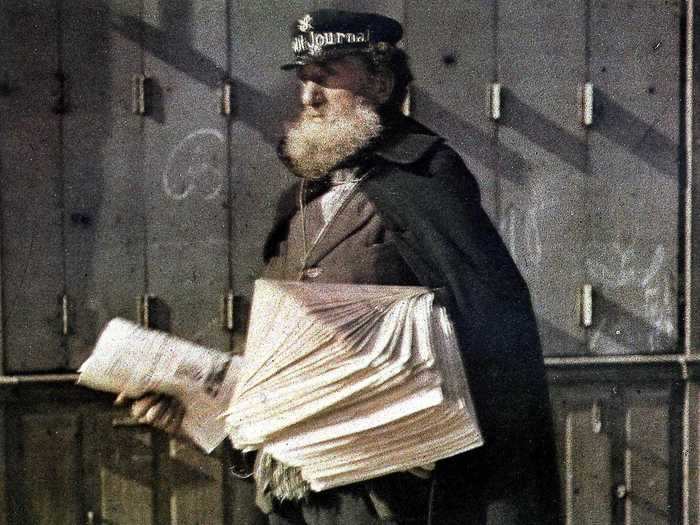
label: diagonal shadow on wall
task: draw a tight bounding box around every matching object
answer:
[412,85,530,183]
[594,90,679,178]
[112,14,286,145]
[113,13,680,185]
[537,290,677,357]
[499,87,588,174]
[499,87,679,180]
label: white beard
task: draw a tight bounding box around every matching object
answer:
[281,101,383,180]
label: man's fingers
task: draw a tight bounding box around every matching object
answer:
[141,398,171,426]
[163,407,185,435]
[131,394,162,419]
[134,396,185,435]
[118,393,185,435]
[114,392,129,406]
[156,398,185,429]
[138,397,169,425]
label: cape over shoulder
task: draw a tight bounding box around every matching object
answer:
[363,126,563,525]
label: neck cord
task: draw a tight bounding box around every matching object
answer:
[298,167,373,273]
[299,179,308,261]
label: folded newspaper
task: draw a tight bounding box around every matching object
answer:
[227,279,483,492]
[78,318,242,453]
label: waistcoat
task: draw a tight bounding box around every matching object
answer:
[263,178,420,287]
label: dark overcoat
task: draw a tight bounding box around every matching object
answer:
[263,117,563,525]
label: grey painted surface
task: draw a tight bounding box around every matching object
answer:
[0,406,5,525]
[0,0,66,372]
[142,0,230,351]
[693,3,700,356]
[6,412,82,524]
[62,0,146,369]
[551,382,679,525]
[404,0,498,217]
[552,383,614,524]
[586,0,680,356]
[498,0,589,357]
[0,0,684,366]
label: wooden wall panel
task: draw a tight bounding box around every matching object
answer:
[165,440,225,525]
[97,417,156,524]
[551,381,679,525]
[404,0,498,216]
[691,0,700,356]
[61,0,146,369]
[552,384,614,524]
[497,0,588,357]
[226,4,314,518]
[142,0,230,350]
[318,0,403,22]
[226,0,311,333]
[586,0,680,355]
[9,413,82,525]
[0,405,7,525]
[0,0,65,372]
[623,386,673,524]
[688,381,700,525]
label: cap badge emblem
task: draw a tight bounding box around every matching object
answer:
[298,15,313,33]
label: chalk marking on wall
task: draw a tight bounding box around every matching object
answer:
[163,128,225,201]
[587,242,675,354]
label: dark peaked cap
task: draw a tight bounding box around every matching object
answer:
[281,9,403,70]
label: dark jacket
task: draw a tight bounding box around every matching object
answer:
[264,117,562,525]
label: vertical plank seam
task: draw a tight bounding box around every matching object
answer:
[624,409,632,525]
[139,0,149,301]
[564,413,573,525]
[222,1,235,522]
[0,0,4,375]
[583,0,592,353]
[684,0,694,359]
[683,2,694,524]
[56,0,68,366]
[225,0,234,351]
[683,381,691,525]
[492,0,501,224]
[0,404,6,525]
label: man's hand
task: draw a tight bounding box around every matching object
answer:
[114,393,185,435]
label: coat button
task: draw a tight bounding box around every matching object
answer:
[303,267,323,279]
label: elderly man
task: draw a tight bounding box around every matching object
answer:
[125,9,562,525]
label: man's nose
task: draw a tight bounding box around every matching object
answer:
[301,81,324,108]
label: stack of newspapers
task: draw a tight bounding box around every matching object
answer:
[226,279,483,491]
[77,280,483,491]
